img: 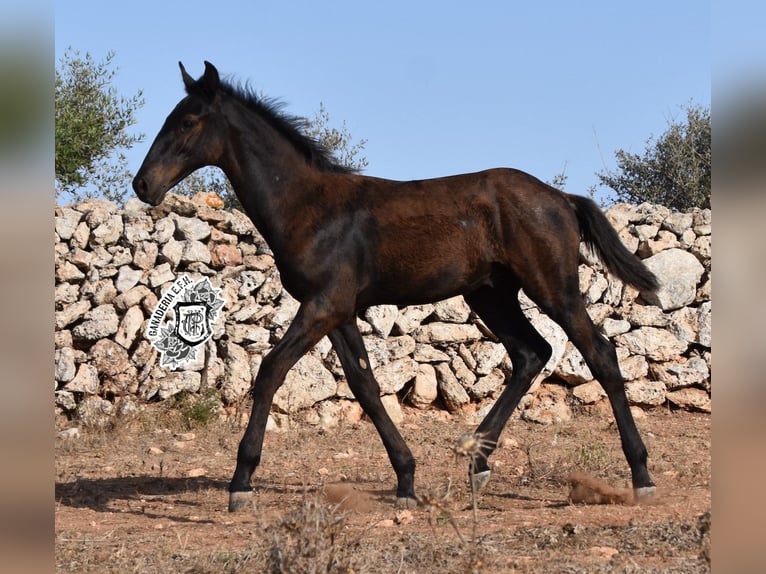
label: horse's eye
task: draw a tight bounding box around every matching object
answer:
[181,118,195,130]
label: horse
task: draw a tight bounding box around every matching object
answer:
[133,61,659,512]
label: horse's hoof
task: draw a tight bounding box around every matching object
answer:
[634,485,657,502]
[228,490,254,512]
[395,496,418,509]
[471,470,491,494]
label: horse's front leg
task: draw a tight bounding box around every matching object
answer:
[228,300,343,512]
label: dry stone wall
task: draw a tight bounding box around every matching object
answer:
[54,194,712,428]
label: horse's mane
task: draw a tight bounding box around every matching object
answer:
[213,79,358,175]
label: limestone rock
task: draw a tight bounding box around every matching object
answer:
[410,363,438,409]
[273,353,336,413]
[666,388,711,413]
[615,327,687,362]
[395,305,434,334]
[64,364,100,395]
[433,297,471,323]
[364,305,399,338]
[642,248,704,311]
[434,363,470,412]
[625,379,666,407]
[72,305,120,340]
[114,306,145,349]
[414,323,483,345]
[522,385,572,424]
[157,371,202,400]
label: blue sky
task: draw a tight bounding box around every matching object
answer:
[55,1,710,204]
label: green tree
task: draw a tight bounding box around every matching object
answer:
[174,102,367,209]
[55,49,144,204]
[597,103,710,211]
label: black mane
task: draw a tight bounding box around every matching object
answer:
[213,80,357,175]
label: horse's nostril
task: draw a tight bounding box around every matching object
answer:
[133,176,148,196]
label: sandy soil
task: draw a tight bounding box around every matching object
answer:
[55,401,710,573]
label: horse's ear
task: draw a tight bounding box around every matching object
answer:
[179,62,195,91]
[201,61,221,94]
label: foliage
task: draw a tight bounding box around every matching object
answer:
[173,102,368,210]
[55,49,144,204]
[303,102,369,172]
[597,103,710,211]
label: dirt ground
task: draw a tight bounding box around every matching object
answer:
[55,400,711,573]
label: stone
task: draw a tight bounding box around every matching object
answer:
[210,243,243,267]
[625,379,666,407]
[56,261,85,282]
[618,354,648,381]
[522,385,572,424]
[64,364,100,395]
[470,340,506,375]
[220,341,252,404]
[55,390,77,411]
[223,209,256,235]
[115,266,144,293]
[434,363,470,412]
[113,285,152,311]
[55,208,83,240]
[662,211,694,235]
[381,394,404,424]
[554,343,593,385]
[149,263,175,288]
[90,214,123,246]
[668,307,698,346]
[54,347,76,383]
[157,371,202,400]
[82,278,117,306]
[375,358,418,395]
[77,396,114,428]
[414,323,483,345]
[469,368,505,400]
[153,218,176,244]
[54,283,79,307]
[573,381,606,404]
[451,356,476,388]
[615,327,687,362]
[387,336,416,361]
[410,363,438,409]
[55,300,91,329]
[697,301,711,348]
[273,353,336,413]
[692,209,712,235]
[133,241,159,269]
[625,304,669,327]
[173,214,211,241]
[642,249,705,311]
[71,221,90,249]
[160,238,184,267]
[364,305,399,338]
[180,239,211,264]
[114,305,145,349]
[72,305,120,340]
[601,318,631,337]
[225,323,271,350]
[88,339,131,377]
[433,297,471,323]
[523,305,568,380]
[413,343,450,363]
[650,357,709,390]
[394,305,434,334]
[666,388,711,412]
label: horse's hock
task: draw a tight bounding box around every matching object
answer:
[54,194,711,428]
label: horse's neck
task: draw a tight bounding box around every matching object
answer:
[221,109,312,251]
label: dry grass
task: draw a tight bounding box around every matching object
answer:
[56,404,711,573]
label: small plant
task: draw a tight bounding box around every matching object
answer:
[453,431,496,543]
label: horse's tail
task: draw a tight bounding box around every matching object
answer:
[566,194,658,292]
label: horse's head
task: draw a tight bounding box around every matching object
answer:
[133,61,227,205]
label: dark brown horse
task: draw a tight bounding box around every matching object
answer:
[134,62,659,512]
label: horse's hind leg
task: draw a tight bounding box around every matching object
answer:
[328,320,417,507]
[533,288,656,499]
[463,286,552,491]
